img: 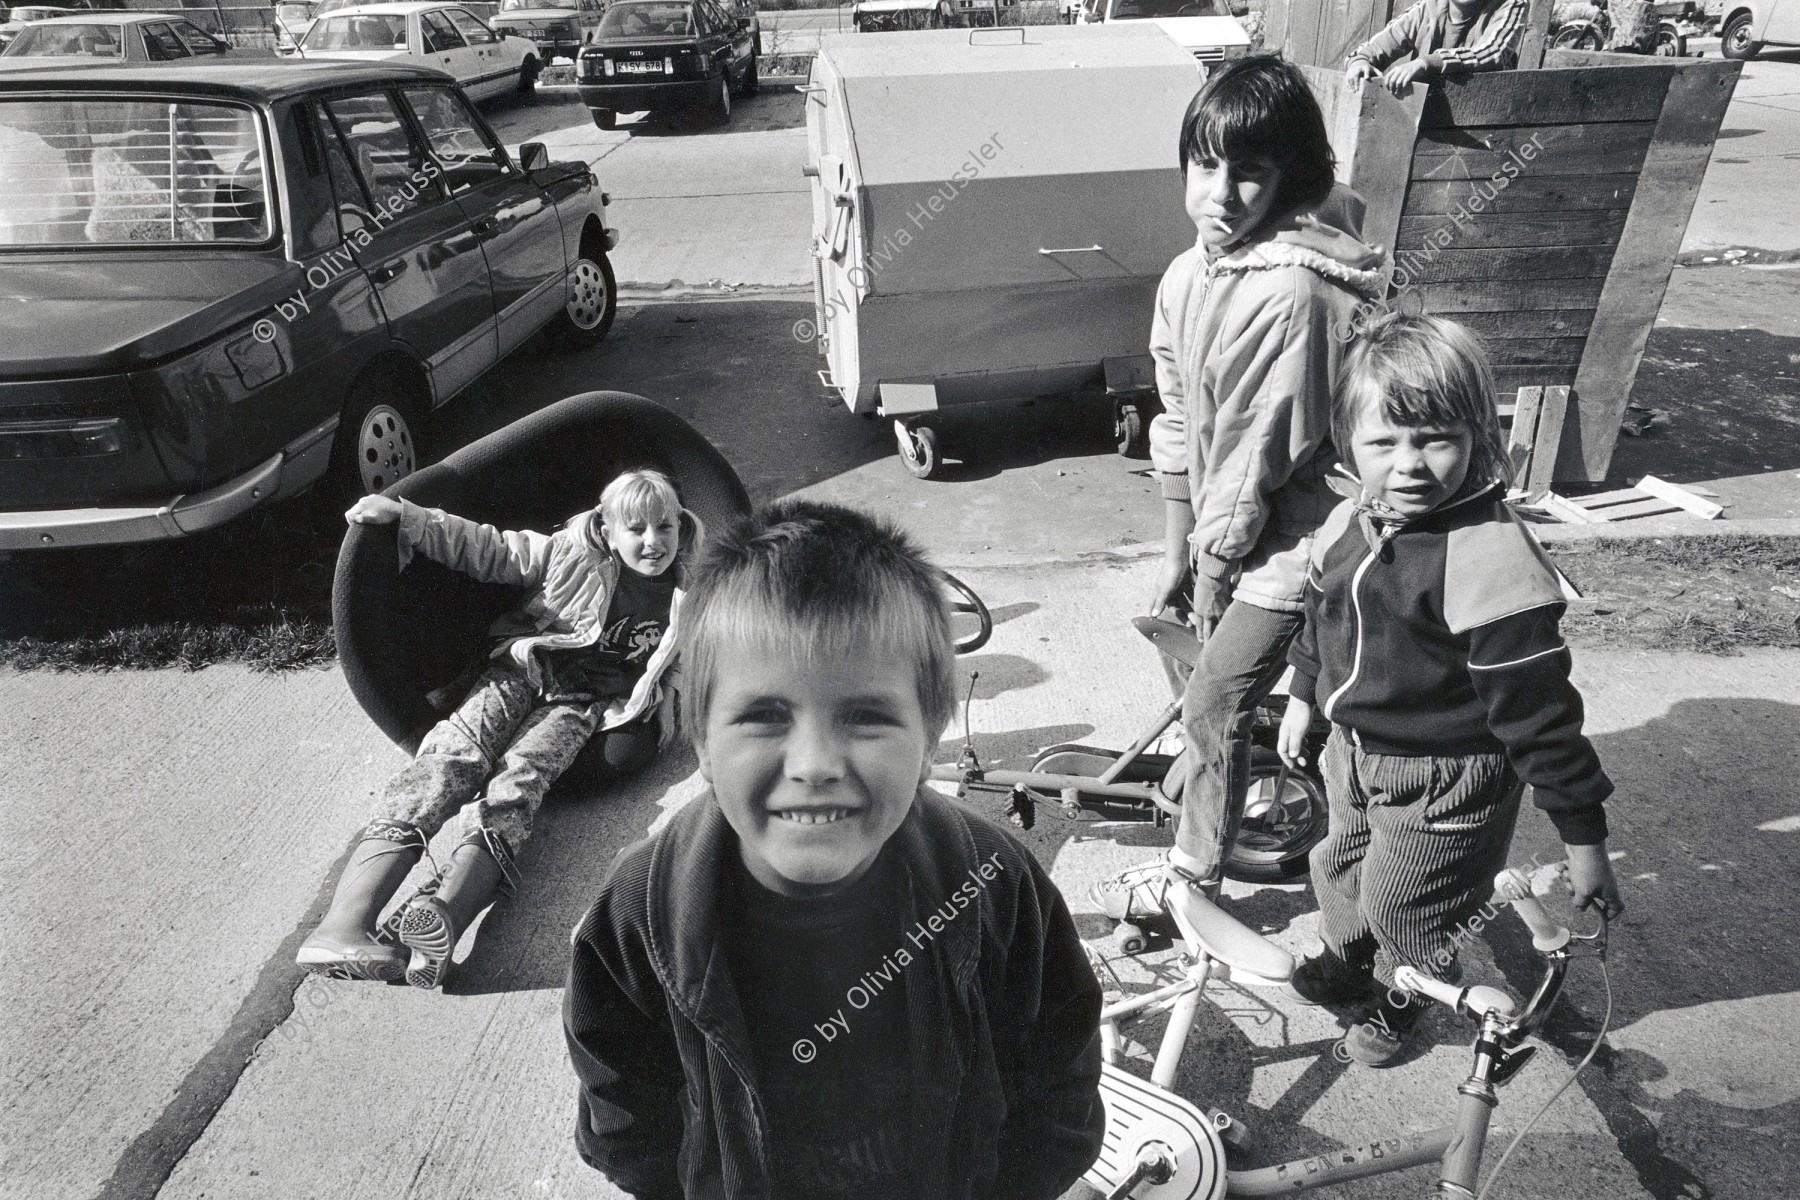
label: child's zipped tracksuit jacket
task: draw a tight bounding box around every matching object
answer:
[1287,480,1613,846]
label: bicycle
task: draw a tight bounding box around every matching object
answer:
[1083,862,1614,1199]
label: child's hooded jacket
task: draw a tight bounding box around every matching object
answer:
[1148,184,1389,613]
[564,787,1104,1200]
[1348,0,1528,75]
[395,499,686,730]
[1288,479,1614,844]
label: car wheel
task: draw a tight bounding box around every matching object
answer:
[516,56,539,100]
[329,367,424,512]
[1652,22,1684,55]
[1720,10,1759,58]
[710,71,731,124]
[547,250,617,350]
[741,51,758,95]
[591,107,616,130]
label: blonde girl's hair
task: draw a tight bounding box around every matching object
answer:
[1334,312,1513,488]
[596,468,706,568]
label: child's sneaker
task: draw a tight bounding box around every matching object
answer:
[1090,855,1211,923]
[1342,989,1428,1067]
[1283,948,1374,1007]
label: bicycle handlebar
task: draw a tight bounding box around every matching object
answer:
[1393,967,1518,1019]
[1494,866,1573,953]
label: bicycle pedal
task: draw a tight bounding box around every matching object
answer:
[1491,1044,1536,1087]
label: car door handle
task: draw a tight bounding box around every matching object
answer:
[471,218,498,237]
[369,261,403,284]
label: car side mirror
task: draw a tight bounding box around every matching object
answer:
[519,141,549,172]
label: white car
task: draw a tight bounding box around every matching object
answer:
[1720,0,1800,57]
[1075,0,1250,66]
[294,1,542,101]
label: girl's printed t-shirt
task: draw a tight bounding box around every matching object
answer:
[542,562,676,704]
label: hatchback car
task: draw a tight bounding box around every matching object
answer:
[489,0,601,63]
[576,0,756,129]
[0,12,230,64]
[0,61,618,550]
[295,2,542,101]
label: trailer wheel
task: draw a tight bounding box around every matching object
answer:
[1114,400,1148,458]
[895,420,941,479]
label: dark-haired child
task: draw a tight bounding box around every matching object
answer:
[1278,313,1624,1065]
[1096,54,1388,923]
[564,499,1103,1200]
[296,469,697,989]
[1346,0,1528,97]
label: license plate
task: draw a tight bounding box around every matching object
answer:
[617,59,661,73]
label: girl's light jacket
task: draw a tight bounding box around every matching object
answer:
[1147,184,1389,614]
[395,499,684,731]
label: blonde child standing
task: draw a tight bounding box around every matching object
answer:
[297,469,698,989]
[1278,313,1623,1065]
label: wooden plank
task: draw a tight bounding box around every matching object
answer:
[1526,384,1570,495]
[1566,57,1744,481]
[1346,82,1426,265]
[1410,122,1657,178]
[1444,309,1596,340]
[1413,277,1608,312]
[1495,365,1578,393]
[1486,337,1588,367]
[1394,245,1615,284]
[1421,62,1677,128]
[1403,173,1636,215]
[1570,486,1650,508]
[1636,473,1726,519]
[1591,496,1682,520]
[1506,385,1544,482]
[1540,492,1599,522]
[1394,211,1628,249]
[1519,0,1554,69]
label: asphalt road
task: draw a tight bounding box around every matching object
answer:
[2,47,1799,1200]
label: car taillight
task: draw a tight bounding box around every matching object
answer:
[663,54,673,73]
[603,56,614,75]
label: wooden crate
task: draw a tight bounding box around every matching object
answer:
[1297,50,1741,483]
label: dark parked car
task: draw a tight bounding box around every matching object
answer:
[575,0,755,129]
[0,60,618,550]
[0,13,232,65]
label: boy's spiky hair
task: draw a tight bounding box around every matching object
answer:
[1335,312,1513,488]
[678,499,956,744]
[1178,55,1336,221]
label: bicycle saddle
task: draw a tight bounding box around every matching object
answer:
[1132,615,1202,672]
[1166,885,1295,985]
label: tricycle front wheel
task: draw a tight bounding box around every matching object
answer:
[895,419,942,479]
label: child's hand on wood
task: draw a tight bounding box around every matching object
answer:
[1345,58,1378,88]
[1563,842,1625,919]
[346,495,403,525]
[1277,696,1314,770]
[1148,550,1192,619]
[1382,58,1431,95]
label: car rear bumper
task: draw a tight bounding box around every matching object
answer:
[576,76,716,110]
[0,414,335,550]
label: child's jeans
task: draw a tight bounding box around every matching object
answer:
[371,664,648,853]
[1173,600,1305,878]
[1309,727,1523,988]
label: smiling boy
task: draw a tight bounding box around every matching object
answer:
[564,500,1103,1200]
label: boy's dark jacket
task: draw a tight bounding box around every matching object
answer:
[564,786,1105,1200]
[1288,480,1613,844]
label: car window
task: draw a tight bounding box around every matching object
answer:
[444,8,495,42]
[171,19,227,52]
[141,21,190,58]
[4,21,122,54]
[403,85,506,193]
[322,91,440,220]
[597,0,691,37]
[305,12,406,48]
[309,101,376,239]
[0,97,269,246]
[420,9,463,50]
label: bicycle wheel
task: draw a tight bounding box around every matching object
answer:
[1225,748,1327,883]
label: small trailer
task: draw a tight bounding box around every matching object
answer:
[802,23,1204,478]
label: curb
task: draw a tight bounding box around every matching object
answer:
[1533,516,1800,544]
